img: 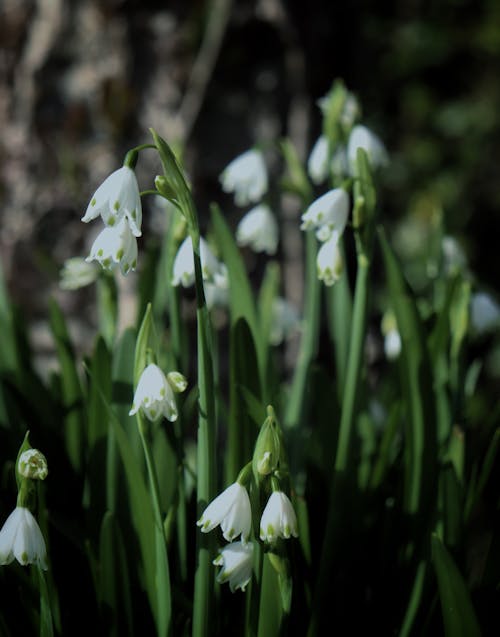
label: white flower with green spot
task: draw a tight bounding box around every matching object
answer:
[220,149,268,207]
[85,218,138,275]
[236,204,279,255]
[213,541,254,592]
[317,232,343,286]
[82,166,142,236]
[260,491,298,543]
[0,507,48,570]
[129,363,186,422]
[171,236,222,288]
[197,482,251,542]
[300,188,349,242]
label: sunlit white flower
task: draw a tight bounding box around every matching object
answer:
[18,449,48,480]
[85,218,138,275]
[270,297,300,346]
[260,491,298,543]
[384,329,402,360]
[470,292,500,334]
[317,232,343,286]
[213,541,254,592]
[307,136,329,185]
[236,204,279,255]
[171,236,222,288]
[220,149,268,207]
[0,507,47,569]
[347,125,388,174]
[129,363,186,422]
[197,482,251,542]
[300,188,349,242]
[82,166,142,237]
[59,257,99,290]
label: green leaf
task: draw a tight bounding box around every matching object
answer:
[133,303,157,386]
[38,569,54,637]
[431,534,482,637]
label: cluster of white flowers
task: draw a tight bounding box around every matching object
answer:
[130,363,187,422]
[197,480,298,592]
[82,166,142,275]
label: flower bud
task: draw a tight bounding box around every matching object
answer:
[252,406,281,477]
[167,371,188,393]
[18,449,48,481]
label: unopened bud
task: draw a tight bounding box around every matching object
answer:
[253,406,281,477]
[167,371,188,393]
[18,449,48,480]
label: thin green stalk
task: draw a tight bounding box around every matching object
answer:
[138,416,172,637]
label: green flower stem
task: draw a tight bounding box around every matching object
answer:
[137,415,172,636]
[192,239,217,637]
[284,229,320,429]
[174,419,188,583]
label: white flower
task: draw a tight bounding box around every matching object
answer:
[60,257,99,290]
[317,232,343,286]
[470,292,500,334]
[204,264,229,310]
[331,147,349,179]
[129,363,186,422]
[220,149,268,207]
[347,125,388,174]
[85,218,138,275]
[213,541,254,592]
[18,449,48,480]
[171,236,222,288]
[339,93,360,129]
[236,204,279,255]
[260,491,298,543]
[82,166,142,237]
[442,236,466,275]
[384,329,402,360]
[300,188,349,242]
[307,136,329,185]
[197,482,252,542]
[0,507,48,569]
[269,297,300,346]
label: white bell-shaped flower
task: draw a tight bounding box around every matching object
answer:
[470,292,500,334]
[82,166,142,237]
[213,541,254,592]
[129,363,186,422]
[220,149,268,207]
[171,236,222,288]
[347,125,388,174]
[60,257,99,290]
[317,232,343,286]
[197,482,252,543]
[301,189,349,242]
[307,135,329,185]
[236,204,279,255]
[269,297,300,346]
[204,264,229,310]
[86,218,138,275]
[384,329,402,360]
[0,506,48,569]
[260,491,299,543]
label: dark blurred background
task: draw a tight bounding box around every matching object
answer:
[1,0,499,352]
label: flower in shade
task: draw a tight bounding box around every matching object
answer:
[470,292,500,334]
[0,507,47,569]
[220,149,268,207]
[59,257,99,290]
[85,217,138,275]
[260,491,299,543]
[347,125,388,174]
[236,204,279,255]
[381,311,401,360]
[197,482,251,543]
[307,136,329,185]
[171,236,222,288]
[204,264,229,310]
[317,232,343,286]
[269,297,300,346]
[300,188,349,242]
[213,541,254,592]
[81,166,142,237]
[129,363,186,422]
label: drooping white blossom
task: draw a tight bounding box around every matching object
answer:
[300,188,349,242]
[347,125,388,174]
[129,363,186,422]
[307,136,329,185]
[0,507,47,570]
[384,329,402,360]
[171,236,223,288]
[197,482,252,543]
[85,217,138,275]
[213,541,254,592]
[260,491,299,543]
[470,292,500,334]
[204,264,229,310]
[59,258,99,290]
[82,166,142,237]
[236,204,279,255]
[220,149,268,207]
[269,297,300,346]
[317,232,343,286]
